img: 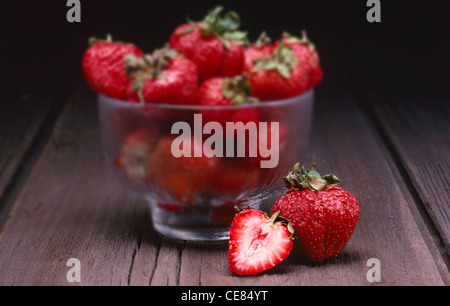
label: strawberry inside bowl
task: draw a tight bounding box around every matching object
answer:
[98,90,314,241]
[85,6,323,241]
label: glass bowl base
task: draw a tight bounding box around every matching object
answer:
[152,221,230,241]
[147,197,243,241]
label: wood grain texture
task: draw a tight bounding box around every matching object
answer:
[347,43,450,255]
[0,88,151,285]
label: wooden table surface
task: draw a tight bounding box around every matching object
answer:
[0,30,449,286]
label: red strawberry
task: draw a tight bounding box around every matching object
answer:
[170,23,222,80]
[212,162,259,195]
[82,35,143,100]
[198,77,233,123]
[271,163,360,262]
[276,31,323,89]
[244,32,274,72]
[169,6,247,80]
[115,129,157,184]
[248,41,310,101]
[228,209,295,276]
[125,47,198,105]
[149,135,219,203]
[216,39,245,77]
[198,74,261,125]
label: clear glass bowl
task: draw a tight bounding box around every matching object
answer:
[98,90,314,241]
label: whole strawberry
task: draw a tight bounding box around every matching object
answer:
[82,35,143,100]
[276,31,323,89]
[125,47,198,105]
[271,163,360,262]
[198,74,261,125]
[115,129,157,184]
[228,209,294,276]
[169,6,247,80]
[249,42,310,101]
[149,135,219,203]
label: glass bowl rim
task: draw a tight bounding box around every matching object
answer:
[98,89,313,111]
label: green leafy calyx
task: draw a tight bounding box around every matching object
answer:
[221,74,258,105]
[284,163,340,193]
[88,33,114,45]
[124,46,178,103]
[282,30,316,52]
[253,32,272,49]
[252,42,299,79]
[177,6,248,49]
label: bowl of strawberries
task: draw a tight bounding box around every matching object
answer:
[83,7,322,241]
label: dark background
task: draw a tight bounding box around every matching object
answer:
[1,0,449,96]
[0,1,449,282]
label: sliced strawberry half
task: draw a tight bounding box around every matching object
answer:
[228,209,294,276]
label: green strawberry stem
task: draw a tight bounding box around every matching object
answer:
[178,6,248,49]
[266,210,296,240]
[284,162,340,193]
[222,74,258,105]
[268,210,281,222]
[252,42,299,79]
[125,46,178,103]
[253,32,272,49]
[88,33,113,46]
[282,30,316,52]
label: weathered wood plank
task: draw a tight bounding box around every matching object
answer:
[0,86,154,285]
[347,44,450,256]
